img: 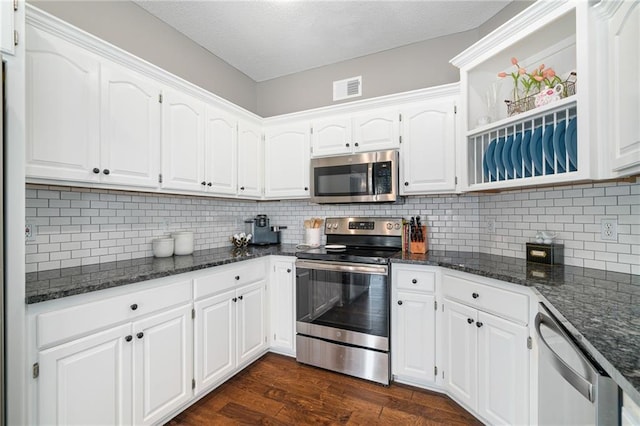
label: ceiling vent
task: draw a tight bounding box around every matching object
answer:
[333,76,362,101]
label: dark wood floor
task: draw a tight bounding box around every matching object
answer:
[167,353,482,425]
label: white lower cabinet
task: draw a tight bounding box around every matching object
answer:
[193,289,236,393]
[442,271,530,425]
[38,323,133,426]
[236,281,268,366]
[391,264,438,387]
[132,304,193,425]
[193,259,268,395]
[33,278,193,425]
[269,257,296,356]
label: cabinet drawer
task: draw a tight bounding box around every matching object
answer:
[442,273,528,324]
[194,259,266,300]
[394,267,436,293]
[37,279,192,349]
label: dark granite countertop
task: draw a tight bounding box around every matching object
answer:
[26,247,640,405]
[392,250,640,405]
[26,244,298,304]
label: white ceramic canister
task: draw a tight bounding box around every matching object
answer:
[152,237,174,258]
[305,228,321,247]
[171,231,194,255]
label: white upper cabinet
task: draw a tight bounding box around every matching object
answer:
[451,1,614,191]
[400,95,457,194]
[311,116,352,157]
[204,106,238,196]
[264,123,310,199]
[237,121,264,199]
[0,0,15,55]
[26,23,162,189]
[598,0,640,177]
[160,87,206,192]
[353,109,400,152]
[205,108,264,199]
[311,109,399,157]
[26,24,101,183]
[101,61,161,188]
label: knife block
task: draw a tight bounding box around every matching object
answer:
[409,226,427,254]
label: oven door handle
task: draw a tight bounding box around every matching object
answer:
[295,260,388,275]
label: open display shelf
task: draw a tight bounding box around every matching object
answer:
[468,99,577,187]
[449,1,606,191]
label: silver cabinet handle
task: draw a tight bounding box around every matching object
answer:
[535,311,595,402]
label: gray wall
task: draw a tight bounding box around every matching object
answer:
[255,30,479,117]
[255,1,534,117]
[28,0,531,118]
[478,1,535,38]
[29,0,258,113]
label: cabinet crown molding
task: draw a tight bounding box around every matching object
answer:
[264,83,460,126]
[450,0,575,70]
[25,4,262,123]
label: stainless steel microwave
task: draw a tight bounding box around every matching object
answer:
[310,150,398,203]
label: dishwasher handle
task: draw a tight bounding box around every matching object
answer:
[535,311,595,402]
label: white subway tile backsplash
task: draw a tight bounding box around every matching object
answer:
[25,181,640,274]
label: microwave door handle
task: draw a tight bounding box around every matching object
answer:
[369,163,375,198]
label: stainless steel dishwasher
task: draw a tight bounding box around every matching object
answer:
[536,302,619,425]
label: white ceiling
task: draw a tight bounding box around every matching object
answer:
[134,0,513,82]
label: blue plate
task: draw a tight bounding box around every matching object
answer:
[543,123,555,174]
[503,134,514,179]
[566,117,577,171]
[521,129,533,177]
[530,126,543,175]
[485,139,497,181]
[493,137,505,180]
[553,120,567,173]
[511,132,523,178]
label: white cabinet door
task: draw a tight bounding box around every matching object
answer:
[38,323,132,426]
[132,303,193,426]
[400,98,456,194]
[236,280,268,366]
[0,0,15,55]
[477,311,529,426]
[237,121,263,198]
[205,106,237,195]
[264,124,310,199]
[392,291,436,385]
[194,289,236,394]
[26,25,100,183]
[311,116,352,157]
[607,0,640,175]
[100,62,161,188]
[270,260,295,355]
[443,298,477,411]
[353,109,400,153]
[161,88,205,192]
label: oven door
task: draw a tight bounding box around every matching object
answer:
[295,260,389,351]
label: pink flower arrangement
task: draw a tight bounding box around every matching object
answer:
[498,57,562,98]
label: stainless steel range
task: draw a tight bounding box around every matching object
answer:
[295,217,403,385]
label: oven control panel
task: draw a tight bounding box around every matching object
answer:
[325,217,403,236]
